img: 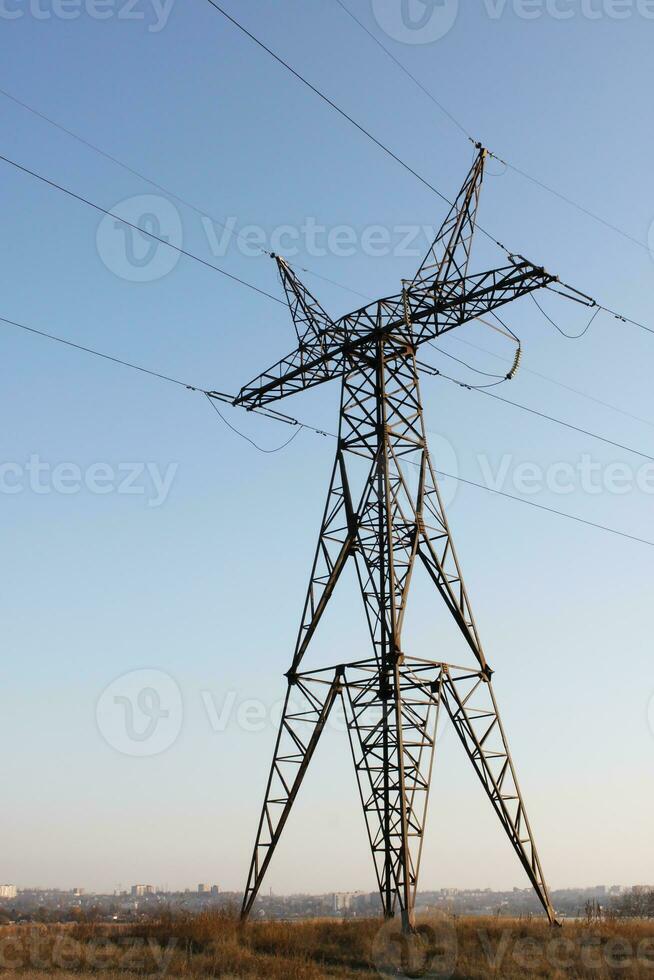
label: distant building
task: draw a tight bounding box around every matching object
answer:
[332,892,354,912]
[131,885,153,897]
[0,885,17,900]
[198,884,210,894]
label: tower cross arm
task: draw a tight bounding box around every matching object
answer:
[233,327,347,410]
[234,259,566,410]
[406,258,560,346]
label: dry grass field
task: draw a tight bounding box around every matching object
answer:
[1,911,654,979]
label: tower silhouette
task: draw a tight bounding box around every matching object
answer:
[228,148,567,930]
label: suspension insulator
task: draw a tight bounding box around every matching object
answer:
[506,344,522,380]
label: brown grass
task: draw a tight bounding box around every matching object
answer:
[1,911,654,978]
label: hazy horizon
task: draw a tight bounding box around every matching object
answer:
[1,0,653,901]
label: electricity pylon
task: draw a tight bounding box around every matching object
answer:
[225,147,573,931]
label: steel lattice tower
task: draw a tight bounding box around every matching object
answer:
[223,148,570,931]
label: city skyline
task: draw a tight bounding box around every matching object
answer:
[0,877,644,898]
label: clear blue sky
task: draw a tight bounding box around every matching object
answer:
[1,0,653,896]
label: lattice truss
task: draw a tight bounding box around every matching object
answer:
[229,148,565,930]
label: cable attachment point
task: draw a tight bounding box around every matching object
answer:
[468,138,491,159]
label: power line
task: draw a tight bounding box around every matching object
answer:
[485,311,520,345]
[430,312,521,380]
[3,308,652,548]
[478,387,654,463]
[288,263,371,302]
[213,388,654,548]
[0,309,330,436]
[4,306,651,464]
[202,0,654,341]
[2,19,650,353]
[331,0,651,257]
[447,333,654,430]
[3,74,625,326]
[420,358,654,463]
[436,470,654,549]
[0,151,285,306]
[202,0,509,257]
[532,293,601,339]
[0,313,200,390]
[0,86,369,304]
[5,139,651,435]
[3,68,650,345]
[429,344,507,380]
[596,302,654,337]
[4,141,653,461]
[503,158,651,255]
[4,82,643,330]
[442,370,509,391]
[331,0,474,142]
[205,392,303,453]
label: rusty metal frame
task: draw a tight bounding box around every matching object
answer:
[233,148,559,931]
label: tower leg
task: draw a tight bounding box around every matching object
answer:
[241,673,340,920]
[440,666,558,924]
